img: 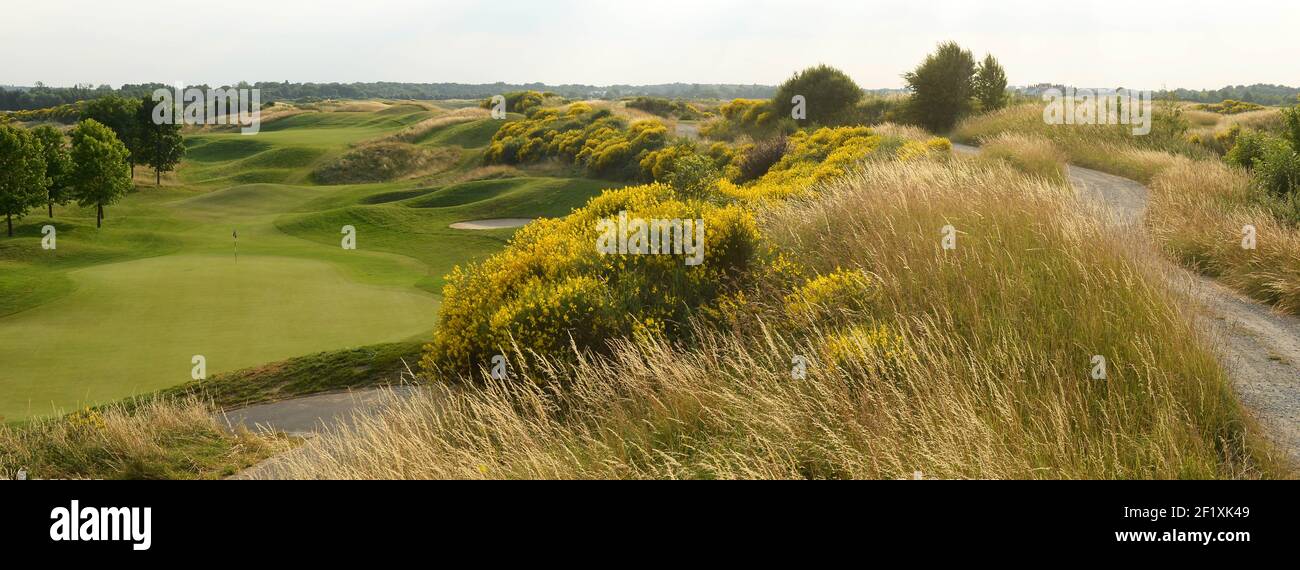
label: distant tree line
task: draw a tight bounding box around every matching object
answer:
[1157,84,1300,106]
[0,81,778,113]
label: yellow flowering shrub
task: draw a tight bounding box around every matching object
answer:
[426,121,948,378]
[485,103,669,180]
[821,323,913,373]
[479,90,546,114]
[897,137,953,162]
[422,183,766,373]
[718,126,885,201]
[700,98,786,140]
[784,268,878,321]
[66,407,107,434]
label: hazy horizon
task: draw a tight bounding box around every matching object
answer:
[5,0,1299,91]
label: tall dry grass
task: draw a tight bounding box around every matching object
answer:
[957,102,1300,316]
[953,103,1209,183]
[1147,158,1300,312]
[258,160,1280,479]
[974,132,1068,182]
[0,398,287,480]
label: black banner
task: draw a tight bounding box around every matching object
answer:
[1,480,1290,559]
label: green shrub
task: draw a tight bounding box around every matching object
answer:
[772,64,864,126]
[665,153,722,199]
[1226,130,1269,169]
[1253,137,1300,197]
[481,91,545,115]
[1281,105,1300,150]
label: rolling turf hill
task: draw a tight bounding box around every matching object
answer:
[0,100,617,421]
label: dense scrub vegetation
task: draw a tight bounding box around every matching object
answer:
[425,125,952,374]
[480,90,549,115]
[483,102,672,180]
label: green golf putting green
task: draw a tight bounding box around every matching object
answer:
[0,254,435,420]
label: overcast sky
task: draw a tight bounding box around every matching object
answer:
[5,0,1297,90]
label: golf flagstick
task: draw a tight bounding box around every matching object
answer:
[233,228,238,264]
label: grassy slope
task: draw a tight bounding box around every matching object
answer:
[0,101,621,421]
[0,398,290,480]
[158,341,423,410]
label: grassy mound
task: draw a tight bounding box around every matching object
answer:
[420,118,505,148]
[0,398,287,480]
[312,142,461,184]
[159,341,423,410]
[403,177,612,212]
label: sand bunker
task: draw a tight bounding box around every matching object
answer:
[449,218,533,230]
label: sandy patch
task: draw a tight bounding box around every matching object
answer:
[449,218,533,230]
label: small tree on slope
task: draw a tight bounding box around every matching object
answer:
[69,119,132,229]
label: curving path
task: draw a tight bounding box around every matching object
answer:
[956,143,1300,465]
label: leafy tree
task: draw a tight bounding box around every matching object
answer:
[773,65,863,126]
[0,124,48,236]
[30,125,72,217]
[69,119,132,228]
[80,95,142,177]
[973,54,1009,112]
[134,94,185,185]
[903,41,977,132]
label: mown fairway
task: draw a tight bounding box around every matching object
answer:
[0,101,617,420]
